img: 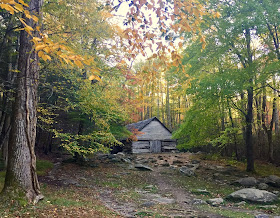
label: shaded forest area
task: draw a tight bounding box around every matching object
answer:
[0,0,280,204]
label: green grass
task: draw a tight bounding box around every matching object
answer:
[198,205,254,218]
[36,159,54,176]
[254,162,280,177]
[174,173,236,200]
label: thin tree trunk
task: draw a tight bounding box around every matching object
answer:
[255,95,262,158]
[157,93,160,118]
[268,97,277,162]
[166,82,171,129]
[2,0,44,203]
[228,100,239,160]
[178,96,181,124]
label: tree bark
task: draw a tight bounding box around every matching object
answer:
[244,28,255,172]
[166,82,171,130]
[1,0,44,203]
[246,85,254,172]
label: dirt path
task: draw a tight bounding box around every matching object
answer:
[145,168,225,217]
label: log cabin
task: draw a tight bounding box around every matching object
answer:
[122,117,177,154]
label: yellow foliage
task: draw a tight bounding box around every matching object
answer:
[89,75,101,81]
[0,3,15,14]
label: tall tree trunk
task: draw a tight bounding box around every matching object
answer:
[246,85,254,172]
[244,28,255,172]
[1,0,44,203]
[273,78,279,136]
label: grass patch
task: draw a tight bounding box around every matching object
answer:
[136,211,155,217]
[254,162,280,177]
[198,205,253,218]
[36,159,54,176]
[174,173,236,200]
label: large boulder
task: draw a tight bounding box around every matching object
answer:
[264,175,280,188]
[228,188,278,203]
[233,177,258,187]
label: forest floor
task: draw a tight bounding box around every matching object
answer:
[1,152,280,217]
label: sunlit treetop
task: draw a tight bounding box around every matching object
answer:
[109,0,220,64]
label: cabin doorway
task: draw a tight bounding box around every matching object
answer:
[150,140,162,153]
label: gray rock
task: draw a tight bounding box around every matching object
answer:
[258,205,278,209]
[235,201,246,206]
[108,154,115,159]
[186,163,199,170]
[110,157,122,163]
[62,179,79,186]
[97,154,108,160]
[193,189,210,195]
[180,166,195,176]
[172,160,183,165]
[191,159,200,164]
[153,197,175,204]
[265,175,280,188]
[272,191,279,196]
[161,162,170,167]
[255,214,269,218]
[228,188,278,203]
[141,201,155,208]
[233,177,258,187]
[206,198,224,206]
[216,166,225,170]
[135,164,153,171]
[257,183,269,190]
[121,158,131,163]
[191,198,207,205]
[116,152,125,157]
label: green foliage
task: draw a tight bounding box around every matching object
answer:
[52,130,121,156]
[210,127,241,148]
[174,99,221,149]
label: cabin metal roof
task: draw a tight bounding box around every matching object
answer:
[126,117,171,133]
